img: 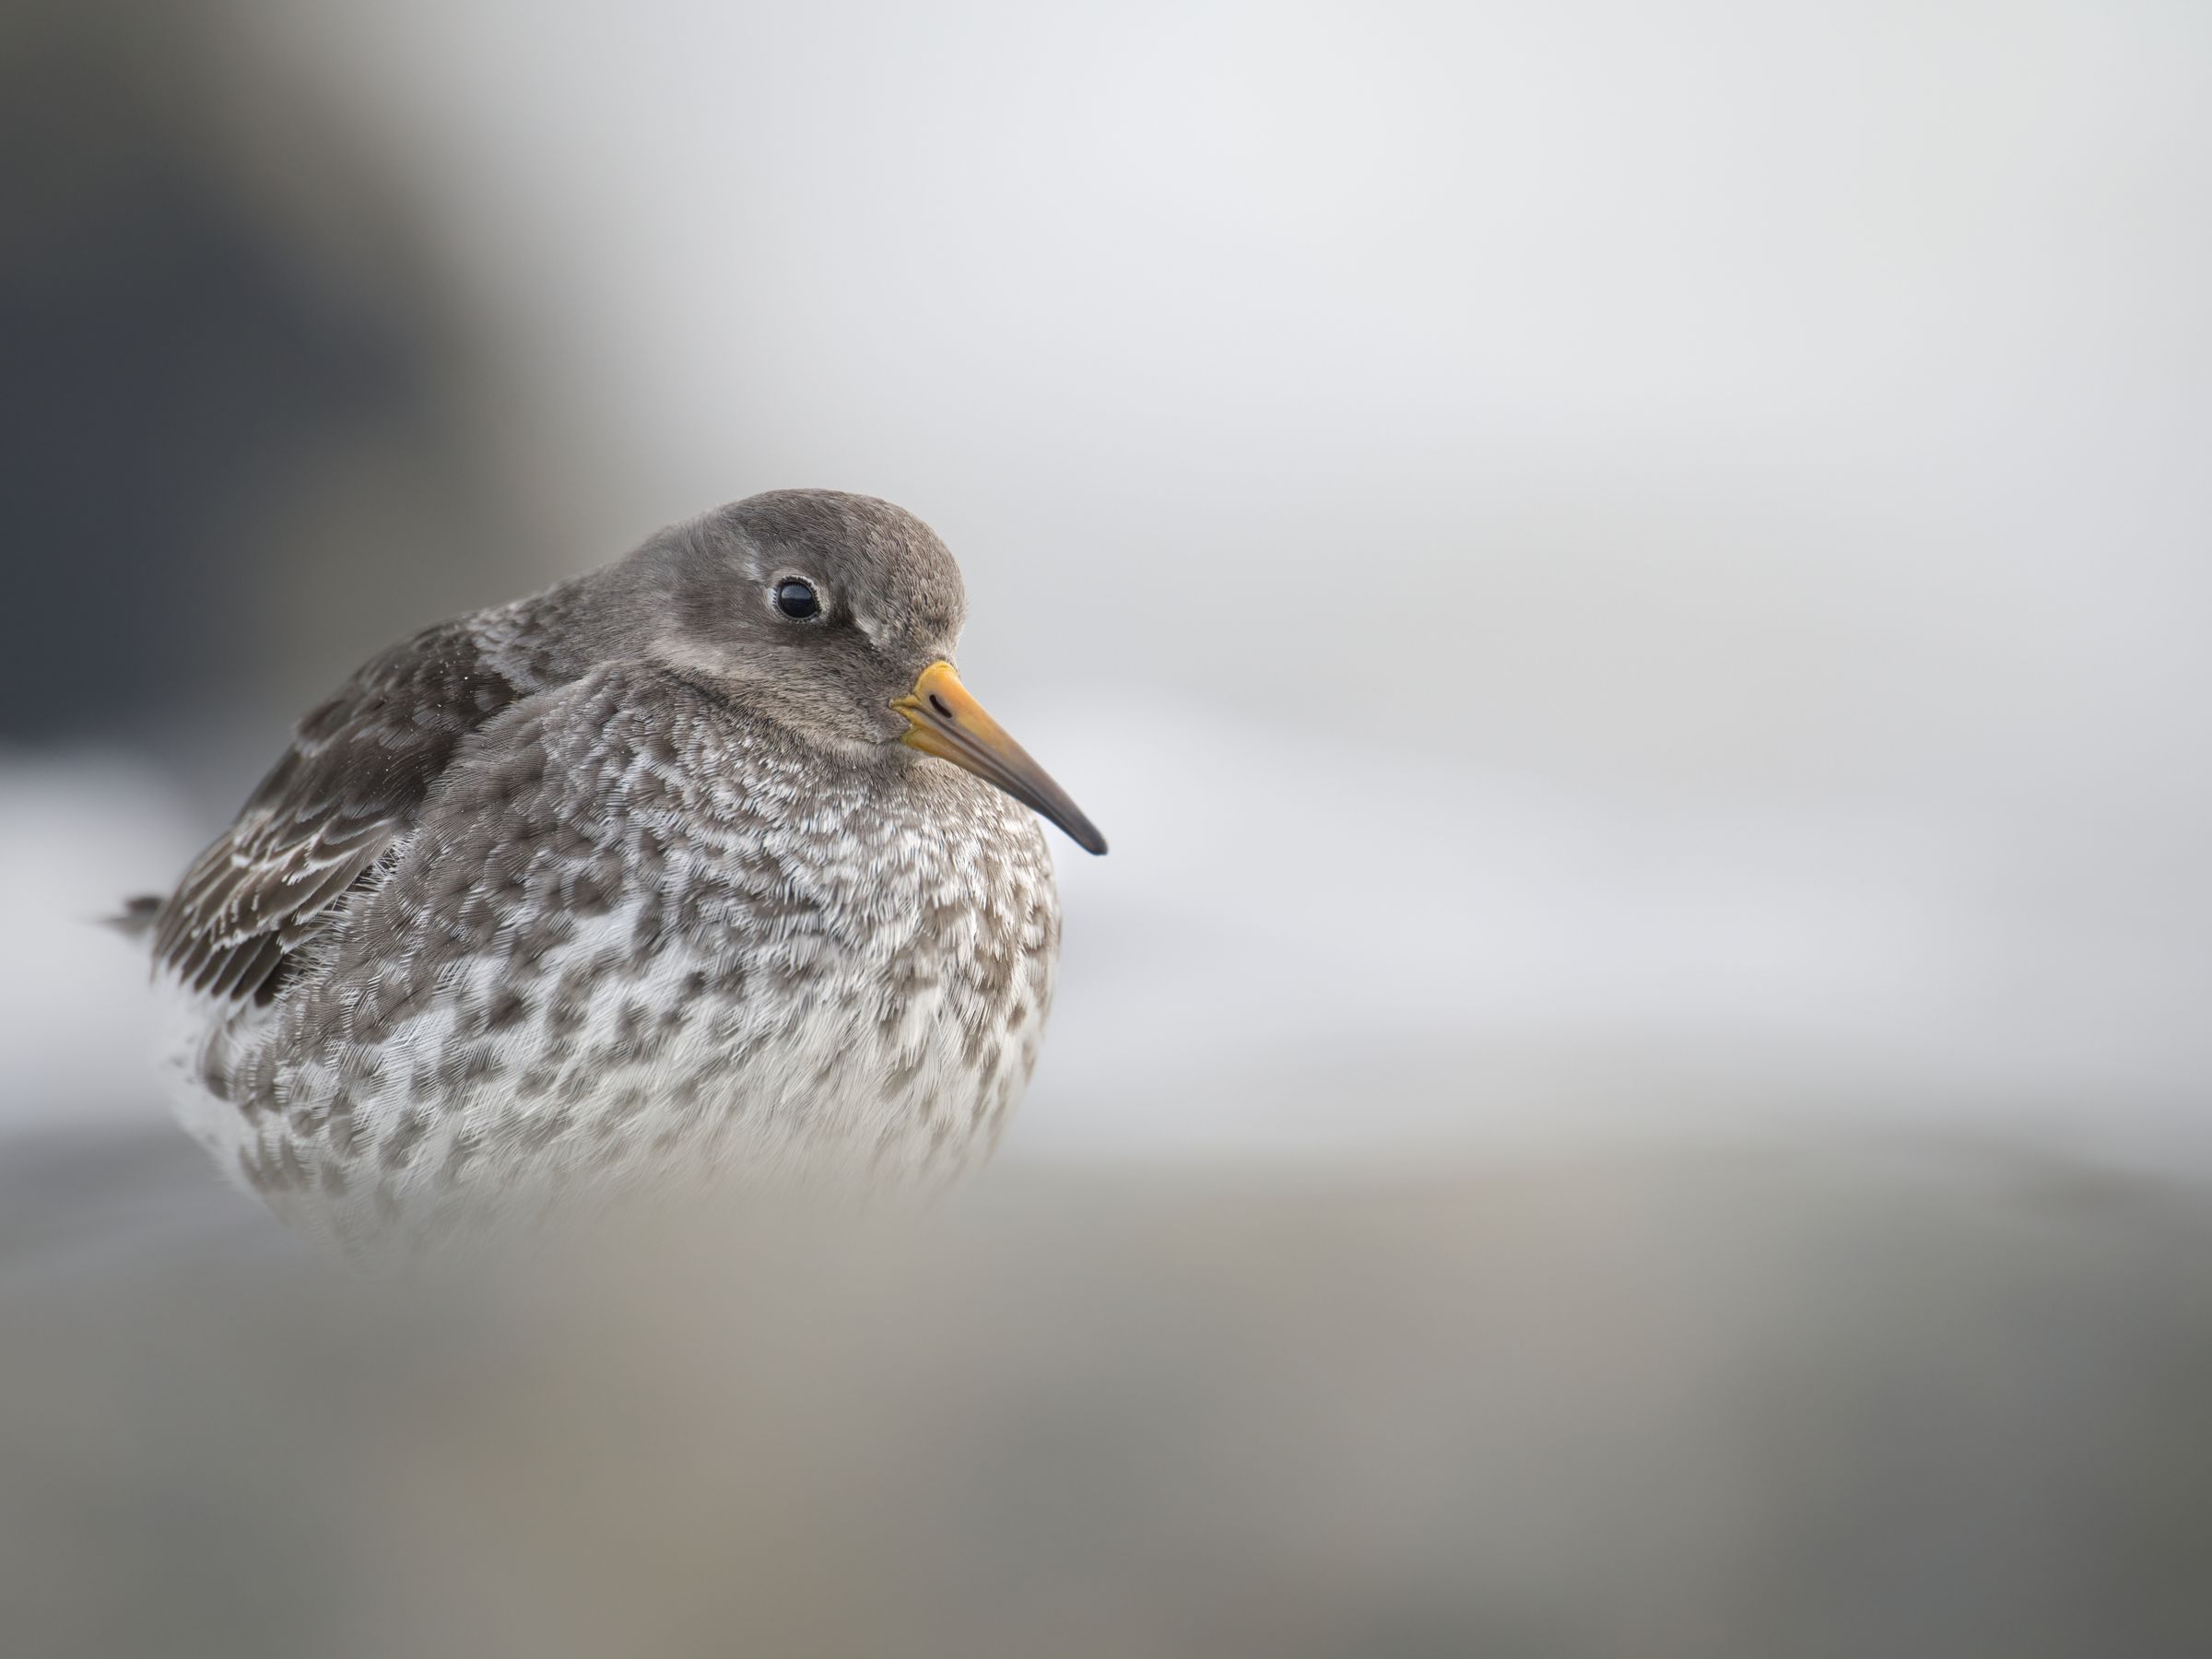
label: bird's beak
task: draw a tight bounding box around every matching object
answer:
[892,661,1108,855]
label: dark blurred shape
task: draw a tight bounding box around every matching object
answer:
[3,1138,2208,1657]
[0,2,535,746]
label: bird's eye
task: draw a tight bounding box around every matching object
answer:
[774,579,821,620]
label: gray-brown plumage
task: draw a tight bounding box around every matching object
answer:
[137,490,1104,1248]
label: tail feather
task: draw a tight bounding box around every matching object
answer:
[105,894,164,937]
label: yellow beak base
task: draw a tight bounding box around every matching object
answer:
[891,662,1106,855]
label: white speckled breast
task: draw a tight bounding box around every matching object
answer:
[164,664,1061,1249]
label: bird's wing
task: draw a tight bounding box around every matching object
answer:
[153,617,540,1005]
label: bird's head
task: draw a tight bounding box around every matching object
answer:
[637,488,1105,854]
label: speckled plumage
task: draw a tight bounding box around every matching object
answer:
[142,492,1083,1249]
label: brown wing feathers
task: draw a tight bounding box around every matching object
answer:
[152,621,531,1005]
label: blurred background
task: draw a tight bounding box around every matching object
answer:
[3,0,2209,1653]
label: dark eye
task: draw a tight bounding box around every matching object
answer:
[774,579,821,620]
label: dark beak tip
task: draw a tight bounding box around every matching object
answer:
[1054,810,1107,856]
[1049,815,1107,856]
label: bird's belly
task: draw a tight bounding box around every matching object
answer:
[488,913,1037,1191]
[176,879,1053,1244]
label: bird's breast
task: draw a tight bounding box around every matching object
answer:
[171,700,1065,1241]
[460,752,1065,1188]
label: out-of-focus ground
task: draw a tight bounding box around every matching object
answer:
[4,1,2210,1652]
[4,1147,2211,1658]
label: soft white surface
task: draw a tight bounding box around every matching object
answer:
[0,757,198,1135]
[1014,705,2212,1172]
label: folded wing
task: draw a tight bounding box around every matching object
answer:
[154,618,542,1005]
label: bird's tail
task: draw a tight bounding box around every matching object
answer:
[105,894,164,938]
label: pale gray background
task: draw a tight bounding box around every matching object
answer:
[8,0,2206,1173]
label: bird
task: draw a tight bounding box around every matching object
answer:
[128,490,1105,1251]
